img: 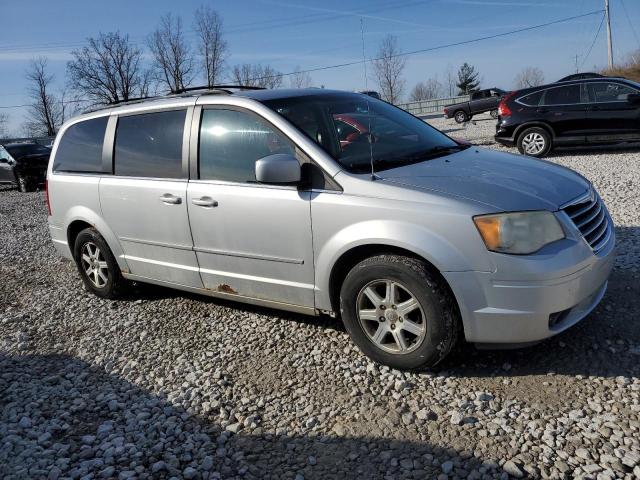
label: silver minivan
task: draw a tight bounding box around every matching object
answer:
[47,88,615,369]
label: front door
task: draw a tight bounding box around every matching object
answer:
[99,108,203,288]
[187,107,315,308]
[0,147,14,183]
[585,81,640,142]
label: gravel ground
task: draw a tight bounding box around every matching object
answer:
[1,116,639,480]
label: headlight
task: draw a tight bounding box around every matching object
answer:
[473,211,565,254]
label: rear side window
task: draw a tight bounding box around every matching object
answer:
[542,85,581,105]
[517,91,543,106]
[114,109,186,178]
[53,116,108,173]
[198,109,296,183]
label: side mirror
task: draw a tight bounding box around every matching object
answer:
[255,153,301,184]
[627,93,640,104]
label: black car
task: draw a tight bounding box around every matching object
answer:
[556,72,605,82]
[0,143,51,192]
[495,78,640,157]
[444,88,506,123]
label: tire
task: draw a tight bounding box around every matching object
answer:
[490,109,499,119]
[517,127,552,157]
[17,175,33,193]
[73,227,129,299]
[339,254,460,370]
[453,110,468,123]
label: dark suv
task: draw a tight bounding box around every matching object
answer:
[495,78,640,157]
[0,143,51,191]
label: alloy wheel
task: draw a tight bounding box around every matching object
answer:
[522,132,546,155]
[356,279,427,354]
[80,242,109,288]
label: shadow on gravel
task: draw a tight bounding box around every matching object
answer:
[0,353,488,480]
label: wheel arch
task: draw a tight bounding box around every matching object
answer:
[514,121,555,142]
[326,243,462,320]
[64,207,129,273]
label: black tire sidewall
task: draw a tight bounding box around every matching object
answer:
[340,256,455,370]
[517,127,552,157]
[454,111,467,123]
[17,175,27,193]
[73,228,121,298]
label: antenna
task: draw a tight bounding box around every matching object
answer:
[360,18,377,181]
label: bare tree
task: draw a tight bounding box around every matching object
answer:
[148,13,195,92]
[409,77,442,101]
[514,67,545,89]
[25,57,63,136]
[231,64,283,89]
[372,35,406,104]
[194,5,228,87]
[444,64,456,97]
[0,113,9,138]
[289,66,312,88]
[68,32,150,105]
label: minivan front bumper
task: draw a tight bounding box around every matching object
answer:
[443,230,615,345]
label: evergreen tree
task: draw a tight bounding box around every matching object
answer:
[456,63,480,94]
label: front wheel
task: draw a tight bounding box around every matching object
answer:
[517,127,552,157]
[73,228,129,299]
[339,255,460,370]
[17,174,34,192]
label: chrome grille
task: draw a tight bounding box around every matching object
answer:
[563,190,611,253]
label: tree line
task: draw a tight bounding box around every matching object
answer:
[14,8,552,137]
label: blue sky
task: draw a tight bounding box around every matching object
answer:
[1,0,639,134]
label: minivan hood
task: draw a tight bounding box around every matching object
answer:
[379,147,589,211]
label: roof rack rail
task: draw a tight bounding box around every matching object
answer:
[107,95,156,106]
[171,84,266,94]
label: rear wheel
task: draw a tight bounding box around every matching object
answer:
[17,174,34,193]
[517,127,552,157]
[490,109,499,119]
[454,110,468,123]
[73,228,129,299]
[339,255,460,370]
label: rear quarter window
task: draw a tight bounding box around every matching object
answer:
[517,91,543,106]
[53,116,108,173]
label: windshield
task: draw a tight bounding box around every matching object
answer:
[5,144,51,159]
[260,93,463,173]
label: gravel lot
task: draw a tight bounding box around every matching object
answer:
[1,114,639,480]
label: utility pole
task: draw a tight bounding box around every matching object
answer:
[574,53,580,73]
[605,0,613,68]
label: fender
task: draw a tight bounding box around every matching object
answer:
[64,205,131,273]
[314,219,489,311]
[513,121,556,141]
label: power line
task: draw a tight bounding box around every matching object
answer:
[619,0,640,49]
[245,9,605,82]
[0,9,605,110]
[580,12,606,70]
[0,99,91,110]
[0,0,426,54]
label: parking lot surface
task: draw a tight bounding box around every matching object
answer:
[1,114,639,479]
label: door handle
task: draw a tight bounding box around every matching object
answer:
[160,193,181,205]
[192,196,218,207]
